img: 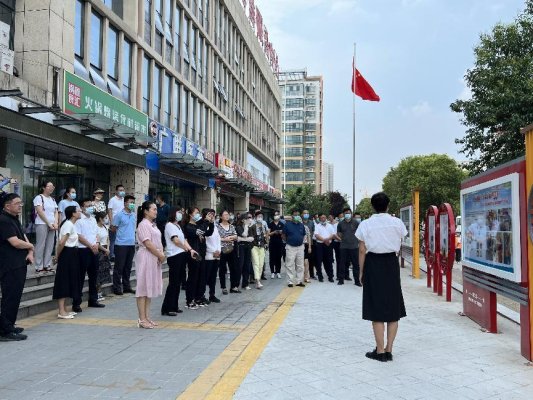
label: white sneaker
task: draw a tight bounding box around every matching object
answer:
[271,273,275,279]
[276,273,282,279]
[57,314,74,319]
[256,282,263,289]
[244,286,252,290]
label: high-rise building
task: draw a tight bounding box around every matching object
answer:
[0,0,283,228]
[278,69,323,194]
[322,162,334,193]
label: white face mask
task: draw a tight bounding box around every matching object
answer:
[257,217,263,223]
[274,215,280,221]
[176,212,183,222]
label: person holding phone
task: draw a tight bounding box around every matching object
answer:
[268,211,284,279]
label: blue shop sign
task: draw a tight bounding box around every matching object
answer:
[149,119,174,154]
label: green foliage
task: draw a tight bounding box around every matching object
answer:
[355,198,374,218]
[381,154,468,221]
[450,1,533,174]
[283,185,348,216]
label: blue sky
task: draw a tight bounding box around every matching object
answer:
[254,0,526,204]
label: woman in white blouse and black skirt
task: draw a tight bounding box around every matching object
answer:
[355,192,407,362]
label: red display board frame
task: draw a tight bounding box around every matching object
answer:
[437,203,456,302]
[424,206,439,290]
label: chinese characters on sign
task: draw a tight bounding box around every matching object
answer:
[63,71,148,138]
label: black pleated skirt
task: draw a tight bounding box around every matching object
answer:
[362,252,406,322]
[52,247,80,300]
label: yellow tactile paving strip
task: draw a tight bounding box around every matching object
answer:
[176,287,304,400]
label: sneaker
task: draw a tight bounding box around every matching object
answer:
[196,300,208,307]
[57,314,74,320]
[243,286,252,290]
[230,288,241,294]
[288,283,294,288]
[13,327,24,334]
[209,296,221,303]
[276,273,282,279]
[256,282,263,289]
[186,302,199,310]
[222,289,229,295]
[0,331,27,341]
[271,273,276,279]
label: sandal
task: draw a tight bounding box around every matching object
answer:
[147,319,158,327]
[137,319,153,329]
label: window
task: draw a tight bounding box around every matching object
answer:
[183,16,190,62]
[173,81,180,130]
[285,160,303,169]
[191,26,197,70]
[305,147,316,155]
[174,6,181,69]
[142,55,151,114]
[305,123,317,132]
[153,64,162,119]
[285,148,303,157]
[285,172,304,182]
[90,11,103,69]
[182,89,189,135]
[102,0,123,17]
[284,110,303,121]
[163,73,171,127]
[305,135,316,144]
[107,25,119,81]
[305,172,315,181]
[285,135,303,145]
[74,0,84,57]
[284,123,303,132]
[305,159,315,168]
[122,39,132,103]
[144,0,152,44]
[285,98,303,108]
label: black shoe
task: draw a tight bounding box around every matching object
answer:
[365,349,387,362]
[202,297,211,305]
[318,278,324,282]
[72,306,82,313]
[162,311,178,316]
[385,352,393,361]
[123,288,135,294]
[337,281,344,285]
[88,302,105,308]
[288,283,294,287]
[222,289,229,295]
[261,276,267,280]
[328,277,334,282]
[296,283,305,287]
[345,277,353,281]
[311,276,317,280]
[113,290,124,296]
[230,288,241,293]
[354,281,362,287]
[209,296,221,303]
[0,331,27,341]
[13,327,24,334]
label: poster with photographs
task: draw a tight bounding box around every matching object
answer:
[400,205,413,247]
[440,214,448,259]
[428,215,436,255]
[461,173,521,282]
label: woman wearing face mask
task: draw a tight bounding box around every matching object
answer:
[195,208,216,306]
[92,189,107,214]
[161,207,198,316]
[217,210,238,295]
[268,211,284,279]
[183,207,214,309]
[250,211,268,289]
[135,201,165,329]
[58,187,79,223]
[236,213,254,291]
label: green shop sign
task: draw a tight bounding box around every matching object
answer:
[63,71,148,137]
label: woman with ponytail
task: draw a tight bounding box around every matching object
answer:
[135,201,165,329]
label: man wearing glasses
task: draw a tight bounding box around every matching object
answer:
[0,194,34,341]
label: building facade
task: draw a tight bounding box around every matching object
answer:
[0,0,282,230]
[278,69,323,194]
[322,161,333,193]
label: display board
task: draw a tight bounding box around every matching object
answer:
[400,205,413,248]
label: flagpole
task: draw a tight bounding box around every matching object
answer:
[352,43,357,212]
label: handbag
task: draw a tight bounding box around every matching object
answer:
[222,242,234,254]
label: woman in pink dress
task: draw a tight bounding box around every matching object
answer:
[135,201,165,329]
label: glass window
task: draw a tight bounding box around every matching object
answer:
[285,135,303,145]
[285,172,304,182]
[107,25,119,80]
[173,81,180,130]
[285,147,303,157]
[182,89,189,135]
[163,73,171,127]
[285,160,303,169]
[90,11,103,69]
[74,0,84,57]
[102,0,123,17]
[305,147,316,155]
[164,0,172,36]
[142,55,151,114]
[153,64,162,119]
[174,6,181,67]
[122,38,132,103]
[144,0,152,44]
[183,16,189,62]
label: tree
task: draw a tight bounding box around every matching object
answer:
[450,1,533,174]
[382,154,467,220]
[283,185,329,215]
[328,191,349,216]
[355,198,374,218]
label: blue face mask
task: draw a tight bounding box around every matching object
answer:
[193,213,202,222]
[176,212,183,222]
[344,214,352,220]
[70,193,77,200]
[85,206,95,214]
[303,214,309,219]
[119,191,126,198]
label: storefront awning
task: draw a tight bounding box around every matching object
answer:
[160,153,220,177]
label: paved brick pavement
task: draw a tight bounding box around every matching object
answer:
[234,267,533,400]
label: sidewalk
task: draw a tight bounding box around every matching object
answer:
[233,267,533,400]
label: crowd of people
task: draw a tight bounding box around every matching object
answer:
[1,182,407,363]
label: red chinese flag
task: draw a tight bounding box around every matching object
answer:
[351,66,380,102]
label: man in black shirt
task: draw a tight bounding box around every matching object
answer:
[0,193,34,341]
[268,211,284,278]
[336,208,361,286]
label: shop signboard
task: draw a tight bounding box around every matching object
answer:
[400,205,413,247]
[252,177,268,192]
[460,173,521,282]
[149,119,173,153]
[215,153,234,179]
[63,71,148,138]
[171,133,207,162]
[234,163,252,183]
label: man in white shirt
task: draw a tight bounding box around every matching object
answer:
[107,184,125,261]
[75,199,105,312]
[313,213,336,282]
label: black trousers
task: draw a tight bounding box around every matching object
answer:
[315,243,334,280]
[195,258,208,302]
[339,248,359,283]
[269,242,283,274]
[238,244,252,288]
[113,245,135,292]
[333,241,340,267]
[161,252,187,313]
[186,255,200,304]
[205,259,219,297]
[309,241,317,277]
[74,248,98,306]
[157,222,166,248]
[0,266,26,334]
[219,250,235,289]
